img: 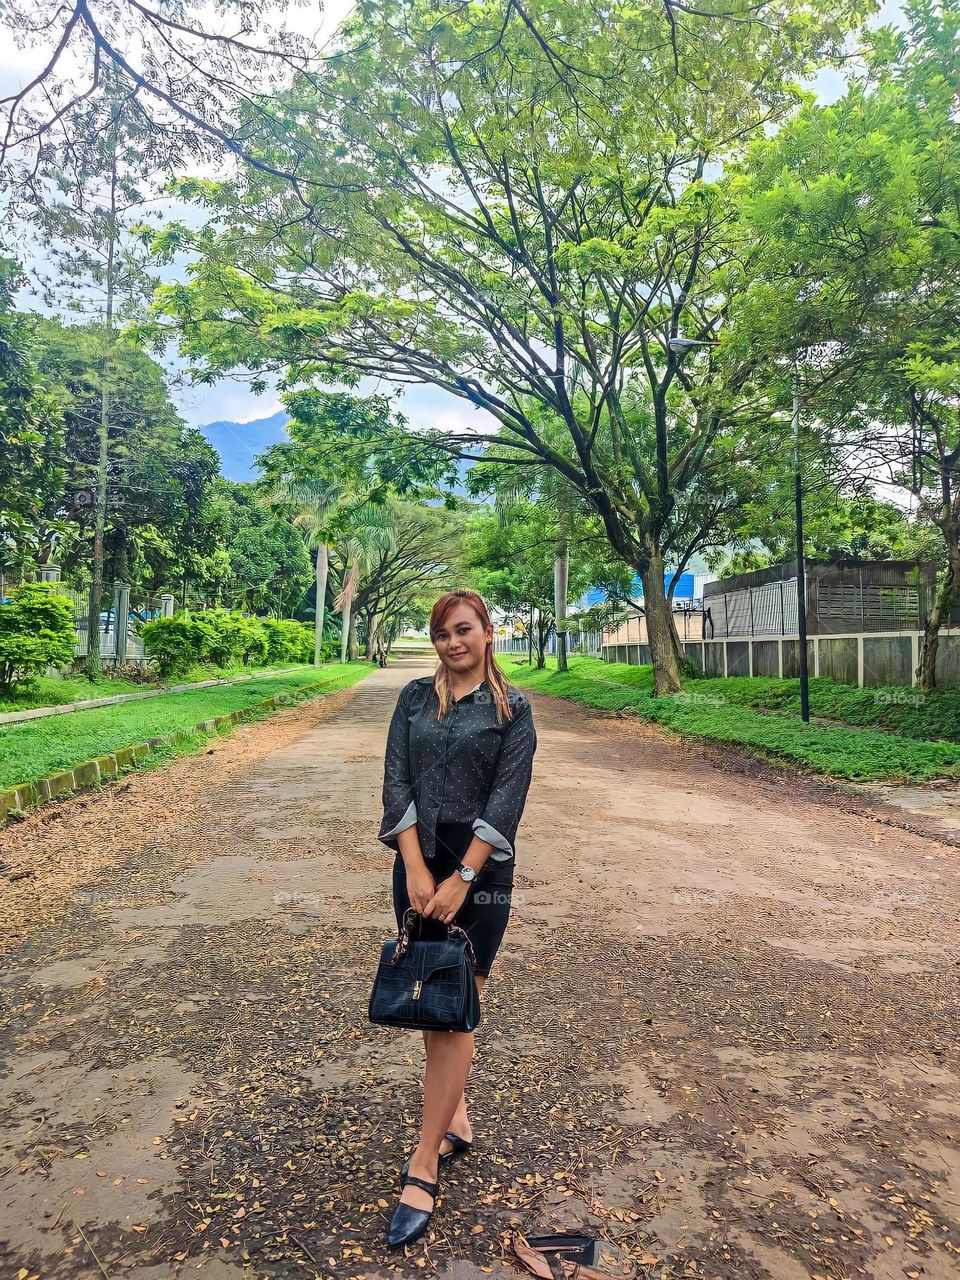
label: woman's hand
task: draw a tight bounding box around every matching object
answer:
[421,874,471,925]
[405,864,438,914]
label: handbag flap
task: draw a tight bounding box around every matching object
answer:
[385,935,472,979]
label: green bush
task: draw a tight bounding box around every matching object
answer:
[142,615,205,677]
[262,617,315,664]
[188,610,241,667]
[232,613,269,665]
[0,582,76,694]
[143,608,318,678]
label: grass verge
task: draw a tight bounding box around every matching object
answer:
[0,661,319,714]
[0,663,370,790]
[500,656,960,783]
[562,656,960,742]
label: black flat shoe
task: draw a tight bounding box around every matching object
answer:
[387,1170,440,1247]
[400,1131,473,1179]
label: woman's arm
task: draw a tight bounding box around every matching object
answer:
[378,683,420,853]
[471,694,537,859]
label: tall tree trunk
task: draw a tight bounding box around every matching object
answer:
[640,539,682,696]
[339,554,352,664]
[367,609,381,659]
[918,540,960,690]
[554,544,569,673]
[314,542,328,666]
[554,486,572,671]
[536,612,549,668]
[348,608,359,661]
[85,110,118,679]
[527,603,534,665]
[339,599,350,664]
[112,522,129,583]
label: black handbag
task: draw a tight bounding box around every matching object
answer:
[368,907,482,1032]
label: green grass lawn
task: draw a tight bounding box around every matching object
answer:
[0,660,311,714]
[0,663,371,789]
[500,656,960,783]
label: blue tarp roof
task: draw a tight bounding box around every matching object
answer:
[579,571,695,608]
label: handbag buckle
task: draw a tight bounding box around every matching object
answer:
[412,980,422,1000]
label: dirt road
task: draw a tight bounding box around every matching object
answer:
[1,661,957,1280]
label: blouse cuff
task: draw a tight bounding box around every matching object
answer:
[380,799,418,842]
[471,818,514,861]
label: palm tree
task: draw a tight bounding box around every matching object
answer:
[329,507,399,662]
[264,476,400,666]
[262,475,347,666]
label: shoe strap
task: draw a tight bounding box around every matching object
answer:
[444,1131,471,1147]
[402,1173,438,1195]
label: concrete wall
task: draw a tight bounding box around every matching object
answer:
[603,628,960,689]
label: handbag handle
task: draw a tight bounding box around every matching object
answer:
[392,905,478,971]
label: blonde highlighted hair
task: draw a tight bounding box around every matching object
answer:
[429,589,515,724]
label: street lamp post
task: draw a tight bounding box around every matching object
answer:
[793,377,811,724]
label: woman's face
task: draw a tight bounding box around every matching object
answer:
[432,602,491,676]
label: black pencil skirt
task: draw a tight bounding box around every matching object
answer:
[391,820,515,979]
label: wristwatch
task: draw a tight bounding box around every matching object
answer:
[456,862,478,882]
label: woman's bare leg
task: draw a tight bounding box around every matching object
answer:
[419,974,484,1153]
[400,975,486,1212]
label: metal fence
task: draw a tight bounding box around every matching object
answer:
[1,569,172,663]
[492,625,604,657]
[701,559,947,639]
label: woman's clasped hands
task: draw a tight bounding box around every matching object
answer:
[406,864,471,924]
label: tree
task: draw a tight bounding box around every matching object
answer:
[19,79,175,675]
[465,435,632,671]
[0,262,65,576]
[348,502,464,658]
[712,494,935,574]
[227,518,313,617]
[735,0,960,688]
[0,0,321,197]
[461,488,622,668]
[32,318,221,594]
[258,389,457,662]
[156,0,872,694]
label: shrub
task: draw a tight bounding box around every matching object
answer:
[188,610,239,667]
[142,615,205,677]
[262,617,314,665]
[107,660,159,685]
[143,609,315,678]
[0,582,76,694]
[232,613,269,666]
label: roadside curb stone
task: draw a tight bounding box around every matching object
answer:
[0,678,337,829]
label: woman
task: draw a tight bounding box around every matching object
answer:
[377,589,538,1248]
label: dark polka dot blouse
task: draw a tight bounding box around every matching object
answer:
[378,675,537,863]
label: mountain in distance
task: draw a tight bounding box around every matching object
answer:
[197,411,290,482]
[198,409,477,496]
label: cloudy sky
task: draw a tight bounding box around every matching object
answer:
[3,0,905,439]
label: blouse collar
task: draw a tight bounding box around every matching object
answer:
[452,677,486,703]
